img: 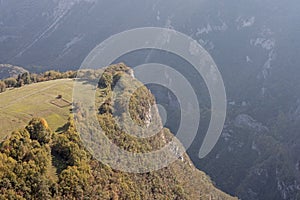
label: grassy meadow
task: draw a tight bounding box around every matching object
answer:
[0,79,74,139]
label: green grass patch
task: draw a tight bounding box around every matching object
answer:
[0,79,75,139]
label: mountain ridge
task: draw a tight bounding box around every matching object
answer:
[0,63,236,199]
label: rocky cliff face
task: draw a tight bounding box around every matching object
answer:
[73,63,237,199]
[198,110,300,200]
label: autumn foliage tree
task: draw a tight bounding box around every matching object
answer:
[26,118,52,144]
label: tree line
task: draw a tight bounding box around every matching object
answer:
[0,70,77,93]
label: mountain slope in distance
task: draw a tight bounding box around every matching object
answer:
[0,64,28,79]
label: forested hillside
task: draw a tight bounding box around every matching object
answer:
[0,64,236,200]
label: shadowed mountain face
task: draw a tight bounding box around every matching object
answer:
[0,0,299,72]
[1,1,300,199]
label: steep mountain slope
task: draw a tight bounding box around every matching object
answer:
[0,117,235,199]
[1,0,299,75]
[198,113,300,200]
[1,1,300,198]
[0,64,236,200]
